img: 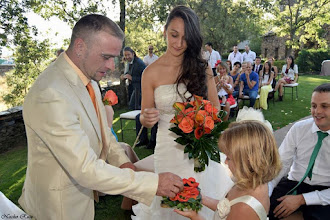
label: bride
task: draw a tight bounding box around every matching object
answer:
[132,6,233,219]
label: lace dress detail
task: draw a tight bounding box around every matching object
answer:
[132,84,234,220]
[213,195,267,220]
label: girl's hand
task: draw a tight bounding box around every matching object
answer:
[174,209,202,220]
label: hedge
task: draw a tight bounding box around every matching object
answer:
[296,49,330,73]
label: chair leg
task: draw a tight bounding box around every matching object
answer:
[296,86,298,99]
[291,87,294,101]
[120,118,124,141]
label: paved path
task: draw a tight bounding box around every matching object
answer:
[273,115,312,146]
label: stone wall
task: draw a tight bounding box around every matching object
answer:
[0,64,15,76]
[261,32,288,60]
[0,106,26,153]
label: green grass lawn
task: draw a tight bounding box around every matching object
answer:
[0,74,329,219]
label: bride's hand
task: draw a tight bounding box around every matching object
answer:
[141,108,159,128]
[174,209,203,220]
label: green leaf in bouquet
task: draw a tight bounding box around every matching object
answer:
[199,150,209,166]
[169,127,184,136]
[185,103,194,108]
[176,137,189,145]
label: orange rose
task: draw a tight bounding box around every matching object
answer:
[195,110,207,125]
[184,107,195,118]
[178,117,194,133]
[103,90,118,106]
[170,112,184,124]
[204,116,214,130]
[204,103,218,115]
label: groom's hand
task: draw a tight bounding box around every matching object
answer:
[119,162,136,171]
[156,172,183,198]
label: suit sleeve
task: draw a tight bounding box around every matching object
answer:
[25,88,158,205]
[131,59,146,87]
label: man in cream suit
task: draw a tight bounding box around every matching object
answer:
[19,14,183,219]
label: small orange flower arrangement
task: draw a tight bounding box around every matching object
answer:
[161,177,202,212]
[103,90,118,106]
[169,95,227,172]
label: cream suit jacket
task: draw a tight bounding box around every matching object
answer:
[18,54,158,219]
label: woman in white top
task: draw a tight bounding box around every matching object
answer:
[259,61,274,110]
[274,56,298,101]
[175,121,282,220]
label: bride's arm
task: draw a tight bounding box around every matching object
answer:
[140,67,160,128]
[206,66,220,111]
[201,194,219,211]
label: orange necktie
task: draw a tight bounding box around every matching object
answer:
[86,82,97,111]
[86,82,100,202]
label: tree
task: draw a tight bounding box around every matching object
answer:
[272,0,330,55]
[1,0,109,106]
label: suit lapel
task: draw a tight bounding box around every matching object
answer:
[56,55,102,142]
[71,84,102,142]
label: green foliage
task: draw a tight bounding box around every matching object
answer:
[296,49,330,73]
[125,0,166,57]
[3,32,52,106]
[273,60,286,72]
[271,0,330,53]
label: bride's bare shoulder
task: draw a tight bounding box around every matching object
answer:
[143,56,167,78]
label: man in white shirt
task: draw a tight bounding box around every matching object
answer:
[242,45,256,63]
[228,45,243,68]
[268,83,330,220]
[205,42,221,76]
[143,45,158,66]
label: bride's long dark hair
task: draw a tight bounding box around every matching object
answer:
[165,6,208,100]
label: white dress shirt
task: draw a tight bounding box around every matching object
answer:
[209,49,221,68]
[281,64,298,80]
[242,50,256,63]
[228,52,243,67]
[143,54,158,66]
[269,118,330,205]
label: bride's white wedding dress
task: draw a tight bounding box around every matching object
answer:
[132,84,234,219]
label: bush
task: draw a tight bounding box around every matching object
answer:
[296,49,330,73]
[273,60,286,72]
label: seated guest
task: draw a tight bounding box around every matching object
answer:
[239,61,259,108]
[269,83,330,220]
[226,60,232,71]
[175,120,282,220]
[259,61,274,110]
[268,56,278,79]
[274,55,298,101]
[215,61,234,121]
[252,56,263,74]
[229,61,241,98]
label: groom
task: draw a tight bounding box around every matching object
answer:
[18,14,183,219]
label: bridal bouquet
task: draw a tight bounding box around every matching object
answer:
[103,90,118,106]
[169,95,227,172]
[161,177,202,212]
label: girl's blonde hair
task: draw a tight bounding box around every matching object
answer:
[219,121,281,190]
[216,61,229,73]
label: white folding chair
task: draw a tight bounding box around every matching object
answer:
[283,83,299,101]
[119,110,141,141]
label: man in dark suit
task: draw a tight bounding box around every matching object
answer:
[252,56,263,74]
[122,47,146,110]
